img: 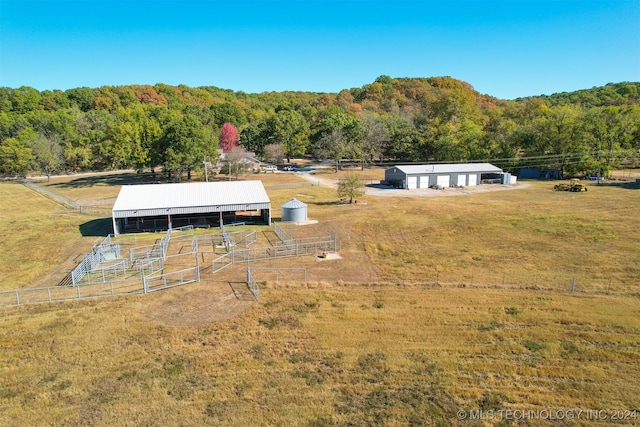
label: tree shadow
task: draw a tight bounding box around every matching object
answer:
[48,172,158,189]
[79,218,112,236]
[592,181,640,190]
[310,200,342,206]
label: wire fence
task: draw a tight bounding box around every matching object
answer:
[375,268,639,296]
[0,279,145,306]
[20,179,112,216]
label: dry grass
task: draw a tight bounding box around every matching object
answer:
[1,170,639,426]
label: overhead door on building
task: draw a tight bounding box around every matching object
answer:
[418,176,430,188]
[467,174,478,186]
[457,175,466,187]
[436,175,450,188]
[407,176,418,189]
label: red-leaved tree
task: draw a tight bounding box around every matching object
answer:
[219,122,239,153]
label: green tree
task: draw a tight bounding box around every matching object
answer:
[381,114,419,161]
[0,137,33,176]
[239,120,270,157]
[10,86,41,113]
[65,87,96,112]
[211,102,246,128]
[159,114,216,181]
[312,105,361,144]
[29,134,63,181]
[337,172,365,204]
[267,109,309,162]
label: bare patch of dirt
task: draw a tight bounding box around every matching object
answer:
[140,279,254,327]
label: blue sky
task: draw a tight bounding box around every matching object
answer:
[1,0,638,99]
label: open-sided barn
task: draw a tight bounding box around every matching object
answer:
[111,181,271,235]
[384,163,504,189]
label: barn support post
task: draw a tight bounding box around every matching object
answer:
[112,215,119,237]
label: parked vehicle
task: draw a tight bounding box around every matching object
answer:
[554,178,588,192]
[261,165,277,173]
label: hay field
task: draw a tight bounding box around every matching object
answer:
[1,171,639,426]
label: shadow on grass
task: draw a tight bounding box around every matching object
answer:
[79,218,113,237]
[48,172,158,189]
[594,181,640,190]
[310,201,343,206]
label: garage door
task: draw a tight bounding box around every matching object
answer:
[407,176,417,189]
[457,175,466,187]
[418,176,430,188]
[436,175,450,187]
[467,174,477,186]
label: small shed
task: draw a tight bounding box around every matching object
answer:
[281,198,307,222]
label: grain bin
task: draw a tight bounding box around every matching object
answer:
[281,198,307,222]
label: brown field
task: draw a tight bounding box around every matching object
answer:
[1,168,639,426]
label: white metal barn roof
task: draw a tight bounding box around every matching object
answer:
[393,163,502,174]
[112,181,271,219]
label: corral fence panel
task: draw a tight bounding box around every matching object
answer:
[246,268,260,301]
[212,253,233,272]
[143,266,200,293]
[0,279,145,307]
[66,236,122,287]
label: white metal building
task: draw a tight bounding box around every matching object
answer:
[112,181,271,235]
[384,163,503,189]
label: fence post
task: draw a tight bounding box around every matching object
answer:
[77,285,81,300]
[47,288,51,303]
[15,290,20,305]
[571,277,576,293]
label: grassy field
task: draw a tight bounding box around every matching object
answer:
[1,170,639,426]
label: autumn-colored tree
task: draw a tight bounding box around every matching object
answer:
[220,122,239,153]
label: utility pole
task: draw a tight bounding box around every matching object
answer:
[203,156,209,182]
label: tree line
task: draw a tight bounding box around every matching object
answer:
[0,77,638,180]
